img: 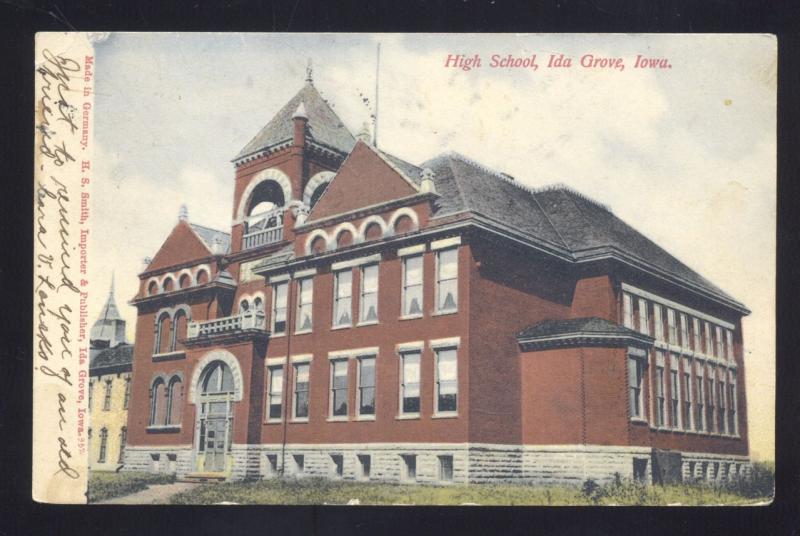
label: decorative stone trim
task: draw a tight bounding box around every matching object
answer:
[235,168,293,223]
[187,350,244,404]
[518,331,654,352]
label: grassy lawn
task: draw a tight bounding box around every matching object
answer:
[169,469,774,506]
[88,471,176,503]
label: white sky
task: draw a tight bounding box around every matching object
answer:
[90,33,775,460]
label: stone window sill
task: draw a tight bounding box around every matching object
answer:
[146,424,181,433]
[152,350,186,362]
[432,412,458,419]
[395,414,420,420]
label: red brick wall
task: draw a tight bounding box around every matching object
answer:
[146,221,212,273]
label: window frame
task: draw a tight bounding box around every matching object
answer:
[332,269,353,328]
[401,255,424,319]
[102,379,113,411]
[669,367,680,428]
[356,354,376,419]
[628,355,646,421]
[295,277,314,334]
[117,426,127,464]
[622,292,635,329]
[637,298,649,335]
[398,350,421,417]
[271,281,289,336]
[435,248,459,315]
[438,455,454,483]
[433,346,459,416]
[695,369,705,432]
[292,362,310,421]
[682,359,693,431]
[655,364,666,427]
[329,358,349,420]
[358,264,380,325]
[98,427,108,463]
[123,376,131,410]
[266,365,284,422]
[401,454,417,482]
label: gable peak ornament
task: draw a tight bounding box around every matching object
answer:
[420,168,436,194]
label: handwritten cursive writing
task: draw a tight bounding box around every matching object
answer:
[37,49,80,166]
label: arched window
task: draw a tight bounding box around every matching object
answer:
[253,297,264,314]
[154,312,172,355]
[239,299,250,314]
[394,214,415,234]
[196,270,209,285]
[118,427,127,463]
[179,273,191,289]
[202,361,235,395]
[166,376,183,426]
[98,428,108,463]
[162,277,174,293]
[310,235,327,254]
[171,309,188,351]
[309,182,329,208]
[150,378,166,425]
[336,230,353,248]
[247,180,286,216]
[148,281,158,295]
[364,222,383,241]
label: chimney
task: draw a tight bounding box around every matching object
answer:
[420,168,436,194]
[292,102,308,147]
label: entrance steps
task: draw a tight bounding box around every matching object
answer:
[181,472,227,484]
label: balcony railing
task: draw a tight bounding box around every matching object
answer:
[242,226,283,250]
[242,208,284,250]
[187,312,267,339]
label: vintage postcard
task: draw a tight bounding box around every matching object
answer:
[33,32,775,505]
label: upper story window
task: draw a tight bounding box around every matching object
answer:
[669,365,679,428]
[728,371,738,435]
[357,355,376,417]
[154,312,171,354]
[296,278,313,333]
[715,326,724,359]
[436,249,458,314]
[267,366,283,421]
[293,363,310,420]
[171,309,188,352]
[123,377,131,410]
[679,313,689,348]
[652,304,664,340]
[402,256,423,318]
[360,264,379,324]
[655,359,666,427]
[98,428,108,463]
[434,347,458,414]
[667,308,677,344]
[637,298,649,335]
[692,317,701,352]
[725,329,734,361]
[333,270,353,327]
[103,379,113,411]
[330,359,349,418]
[627,355,645,420]
[400,351,421,415]
[682,363,693,430]
[622,293,634,329]
[695,369,705,432]
[272,282,288,335]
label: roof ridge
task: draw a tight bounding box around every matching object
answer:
[441,151,541,196]
[189,222,231,237]
[533,183,612,213]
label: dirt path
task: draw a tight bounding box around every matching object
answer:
[98,482,200,505]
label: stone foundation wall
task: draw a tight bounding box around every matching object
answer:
[122,443,750,486]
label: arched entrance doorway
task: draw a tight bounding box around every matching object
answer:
[196,360,235,473]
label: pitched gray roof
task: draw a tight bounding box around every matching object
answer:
[422,152,745,311]
[518,317,640,339]
[236,83,356,160]
[190,223,231,254]
[90,343,134,372]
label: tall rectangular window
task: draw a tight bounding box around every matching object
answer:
[357,356,376,417]
[401,454,417,482]
[623,293,635,328]
[653,304,664,340]
[655,365,665,427]
[637,298,649,335]
[628,356,645,420]
[330,359,349,418]
[293,363,310,419]
[696,373,705,432]
[670,368,679,428]
[679,313,689,349]
[359,264,379,324]
[718,376,727,434]
[103,380,113,411]
[435,347,458,413]
[692,317,701,352]
[402,256,423,317]
[715,326,724,359]
[436,248,459,313]
[400,351,421,415]
[707,374,716,433]
[118,427,127,464]
[725,330,734,362]
[272,282,288,335]
[98,428,108,463]
[682,368,693,430]
[439,455,454,482]
[296,278,313,332]
[667,308,677,344]
[123,377,131,410]
[704,322,713,355]
[267,366,283,421]
[729,372,738,435]
[333,270,353,327]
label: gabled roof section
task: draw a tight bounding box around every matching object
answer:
[517,317,654,351]
[146,220,228,273]
[235,82,356,160]
[306,141,420,222]
[90,343,134,372]
[422,151,746,313]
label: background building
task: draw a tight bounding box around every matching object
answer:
[123,73,750,485]
[89,280,134,472]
